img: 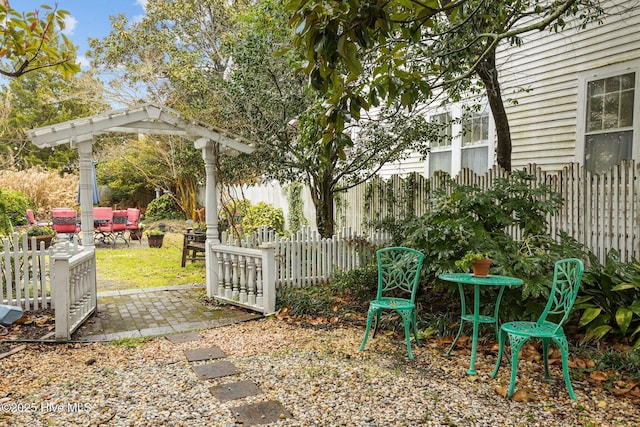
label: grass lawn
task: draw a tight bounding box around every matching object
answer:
[95,232,206,291]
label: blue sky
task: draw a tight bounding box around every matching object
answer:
[18,0,147,67]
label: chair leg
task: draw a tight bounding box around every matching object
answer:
[359,307,377,352]
[399,309,414,360]
[372,311,381,338]
[542,337,550,378]
[445,317,465,356]
[553,336,577,400]
[491,329,506,378]
[411,309,420,348]
[506,334,528,398]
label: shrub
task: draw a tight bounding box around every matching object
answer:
[145,194,185,221]
[242,202,285,235]
[0,188,31,227]
[372,171,589,321]
[0,189,12,235]
[576,250,640,348]
[276,263,377,318]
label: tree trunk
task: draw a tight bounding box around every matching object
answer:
[309,174,335,238]
[476,52,512,171]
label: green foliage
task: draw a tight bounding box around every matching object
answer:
[0,71,106,170]
[0,189,13,235]
[242,202,284,235]
[0,3,80,78]
[286,182,308,233]
[455,251,491,272]
[373,171,588,320]
[0,188,30,226]
[276,263,377,317]
[576,250,640,348]
[145,194,185,221]
[287,0,604,168]
[25,225,54,236]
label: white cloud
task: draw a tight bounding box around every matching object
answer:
[76,56,91,69]
[135,0,148,10]
[61,15,77,36]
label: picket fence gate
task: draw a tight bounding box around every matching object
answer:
[1,233,96,340]
[1,233,53,311]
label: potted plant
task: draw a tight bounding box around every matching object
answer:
[25,225,55,249]
[456,251,492,277]
[130,223,145,241]
[146,228,165,248]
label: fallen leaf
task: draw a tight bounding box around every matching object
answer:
[597,400,607,408]
[610,387,634,396]
[512,389,536,402]
[495,385,508,397]
[590,371,608,381]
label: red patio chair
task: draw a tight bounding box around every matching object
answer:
[51,208,81,243]
[111,210,129,247]
[126,208,141,244]
[93,207,113,244]
[26,209,36,226]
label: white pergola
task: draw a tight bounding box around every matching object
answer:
[25,103,254,247]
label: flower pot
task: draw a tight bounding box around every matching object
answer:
[472,258,492,277]
[148,234,164,248]
[28,235,54,250]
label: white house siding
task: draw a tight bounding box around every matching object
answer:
[376,150,426,178]
[497,1,640,171]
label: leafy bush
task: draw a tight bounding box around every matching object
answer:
[277,263,377,318]
[374,171,588,321]
[242,202,285,235]
[576,250,640,348]
[0,189,13,235]
[145,194,185,221]
[0,188,31,227]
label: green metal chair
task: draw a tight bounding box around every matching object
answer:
[358,247,425,360]
[491,258,584,400]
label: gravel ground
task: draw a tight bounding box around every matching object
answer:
[1,318,639,426]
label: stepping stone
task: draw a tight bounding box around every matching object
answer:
[192,361,237,380]
[166,331,201,343]
[184,346,226,362]
[231,400,292,425]
[210,380,262,402]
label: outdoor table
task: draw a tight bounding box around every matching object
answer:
[438,272,523,375]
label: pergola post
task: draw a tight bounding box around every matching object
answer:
[77,138,95,247]
[200,140,219,244]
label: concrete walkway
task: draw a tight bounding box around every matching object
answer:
[72,284,262,342]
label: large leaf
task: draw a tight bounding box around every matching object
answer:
[615,307,634,335]
[585,325,612,341]
[579,307,602,327]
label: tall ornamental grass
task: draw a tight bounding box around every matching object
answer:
[0,167,79,215]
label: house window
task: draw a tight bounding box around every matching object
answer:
[584,72,635,174]
[429,112,452,177]
[461,112,489,175]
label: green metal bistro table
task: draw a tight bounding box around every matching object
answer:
[439,273,523,375]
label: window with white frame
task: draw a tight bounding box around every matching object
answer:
[583,71,636,174]
[427,108,491,178]
[461,112,489,175]
[428,112,452,177]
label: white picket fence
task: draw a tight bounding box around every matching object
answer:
[1,233,96,340]
[207,227,390,314]
[1,233,53,310]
